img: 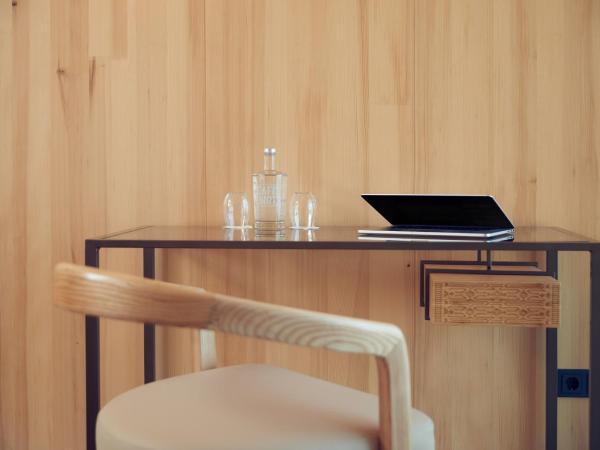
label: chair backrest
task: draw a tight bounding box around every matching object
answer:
[54,262,412,450]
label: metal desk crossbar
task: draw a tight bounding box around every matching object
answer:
[84,225,600,450]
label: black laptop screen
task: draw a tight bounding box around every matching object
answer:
[362,195,513,230]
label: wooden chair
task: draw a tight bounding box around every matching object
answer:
[54,263,434,450]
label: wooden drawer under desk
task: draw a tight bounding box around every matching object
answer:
[421,262,539,307]
[429,273,560,327]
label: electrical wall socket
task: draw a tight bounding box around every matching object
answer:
[557,369,589,398]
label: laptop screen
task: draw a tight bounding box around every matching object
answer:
[361,195,513,230]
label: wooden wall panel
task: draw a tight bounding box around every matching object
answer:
[50,0,90,448]
[0,2,27,448]
[202,0,415,394]
[529,1,598,447]
[0,1,598,450]
[415,2,599,449]
[96,0,208,398]
[414,1,542,448]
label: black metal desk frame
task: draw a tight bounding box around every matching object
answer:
[83,226,600,450]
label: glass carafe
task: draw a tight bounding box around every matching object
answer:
[252,148,287,234]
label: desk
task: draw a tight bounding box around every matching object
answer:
[84,226,600,450]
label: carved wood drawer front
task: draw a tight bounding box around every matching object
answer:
[429,273,560,327]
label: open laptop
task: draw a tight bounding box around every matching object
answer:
[359,194,514,241]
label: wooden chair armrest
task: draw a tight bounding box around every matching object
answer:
[54,262,412,450]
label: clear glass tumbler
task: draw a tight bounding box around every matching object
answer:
[223,192,251,229]
[289,192,318,229]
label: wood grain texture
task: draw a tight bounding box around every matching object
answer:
[414,0,543,445]
[0,1,27,448]
[1,1,598,449]
[203,0,415,400]
[415,1,598,448]
[429,273,560,327]
[54,262,412,450]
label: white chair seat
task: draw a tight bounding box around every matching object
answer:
[97,364,434,450]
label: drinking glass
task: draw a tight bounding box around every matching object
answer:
[289,192,318,229]
[223,192,251,229]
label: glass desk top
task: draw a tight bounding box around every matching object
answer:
[88,226,599,251]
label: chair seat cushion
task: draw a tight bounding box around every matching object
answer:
[97,364,434,450]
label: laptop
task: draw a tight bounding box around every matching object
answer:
[359,194,514,241]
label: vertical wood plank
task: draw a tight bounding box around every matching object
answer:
[0,1,28,448]
[158,0,207,379]
[98,0,144,405]
[50,0,90,446]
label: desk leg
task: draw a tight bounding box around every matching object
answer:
[143,248,156,383]
[546,251,558,450]
[591,250,600,450]
[84,243,100,450]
